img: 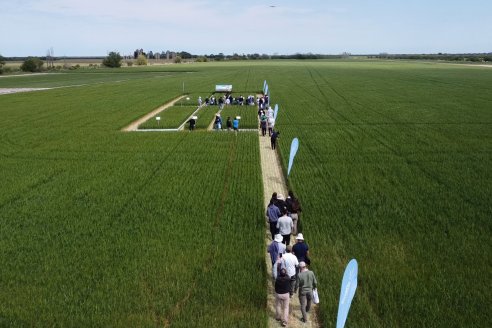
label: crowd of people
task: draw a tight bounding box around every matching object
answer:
[267,191,318,326]
[190,94,280,142]
[198,93,257,108]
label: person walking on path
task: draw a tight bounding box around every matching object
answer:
[266,200,281,240]
[271,130,280,150]
[268,234,286,265]
[286,190,302,235]
[274,268,291,327]
[268,116,275,136]
[295,261,318,323]
[293,233,310,265]
[277,207,293,245]
[260,113,267,136]
[276,245,299,296]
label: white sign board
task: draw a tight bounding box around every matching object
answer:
[215,85,233,92]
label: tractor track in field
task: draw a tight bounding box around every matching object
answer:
[259,131,321,328]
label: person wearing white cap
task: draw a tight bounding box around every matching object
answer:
[295,261,318,323]
[268,234,286,265]
[293,233,310,265]
[198,96,202,106]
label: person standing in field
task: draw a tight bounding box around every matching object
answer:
[198,96,202,106]
[277,207,293,245]
[268,234,286,265]
[295,261,318,323]
[214,114,222,130]
[293,233,310,265]
[267,106,274,118]
[218,96,224,109]
[286,190,302,235]
[226,116,232,131]
[271,130,280,150]
[187,117,196,131]
[233,117,239,132]
[266,200,281,240]
[274,268,291,327]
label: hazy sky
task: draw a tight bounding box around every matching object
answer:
[1,0,491,56]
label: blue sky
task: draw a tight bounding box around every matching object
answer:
[1,0,491,56]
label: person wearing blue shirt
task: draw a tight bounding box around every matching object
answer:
[233,117,239,131]
[266,200,281,239]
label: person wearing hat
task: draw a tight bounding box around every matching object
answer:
[293,233,310,265]
[295,261,318,323]
[268,234,286,265]
[272,193,287,212]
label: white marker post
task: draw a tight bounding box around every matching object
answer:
[156,116,161,126]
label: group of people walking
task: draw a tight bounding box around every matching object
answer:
[266,191,318,326]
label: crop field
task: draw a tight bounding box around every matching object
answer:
[139,106,198,129]
[220,105,259,129]
[1,60,491,327]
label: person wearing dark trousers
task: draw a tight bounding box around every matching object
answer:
[266,200,281,240]
[271,130,280,149]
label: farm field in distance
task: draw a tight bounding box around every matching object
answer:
[0,60,491,327]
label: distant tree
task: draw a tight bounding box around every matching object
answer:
[195,56,207,62]
[215,53,225,61]
[102,52,122,68]
[20,57,44,72]
[174,56,182,64]
[179,51,192,59]
[0,54,5,74]
[136,54,148,65]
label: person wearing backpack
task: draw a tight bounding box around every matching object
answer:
[286,190,302,235]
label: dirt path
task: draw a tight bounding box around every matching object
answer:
[259,133,320,328]
[0,88,51,95]
[122,95,186,132]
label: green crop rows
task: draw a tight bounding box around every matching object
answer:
[139,106,198,129]
[220,105,259,129]
[1,61,491,327]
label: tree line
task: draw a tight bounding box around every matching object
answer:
[371,53,492,62]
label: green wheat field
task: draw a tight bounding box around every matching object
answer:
[0,60,491,327]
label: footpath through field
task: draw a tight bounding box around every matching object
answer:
[259,132,320,328]
[122,95,186,131]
